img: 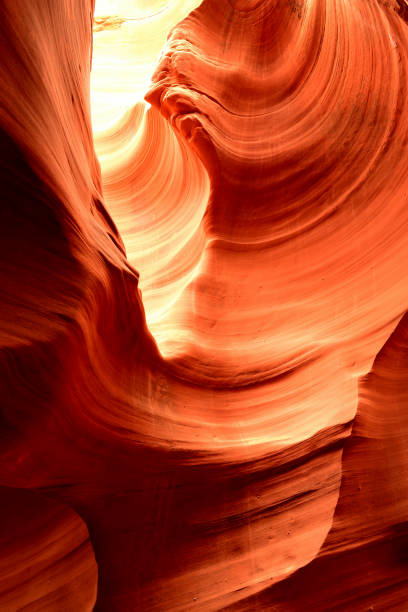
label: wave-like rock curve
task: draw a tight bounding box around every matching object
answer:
[1,0,408,610]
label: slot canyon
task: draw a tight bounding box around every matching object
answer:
[1,0,408,610]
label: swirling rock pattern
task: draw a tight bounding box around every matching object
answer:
[1,0,408,610]
[0,488,97,611]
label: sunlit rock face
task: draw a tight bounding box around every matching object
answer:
[1,0,408,610]
[91,0,202,132]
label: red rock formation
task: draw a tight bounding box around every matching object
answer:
[1,0,408,610]
[0,488,97,611]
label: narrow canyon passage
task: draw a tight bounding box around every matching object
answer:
[0,1,408,610]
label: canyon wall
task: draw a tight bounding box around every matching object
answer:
[1,0,407,609]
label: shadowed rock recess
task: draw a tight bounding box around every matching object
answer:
[1,0,408,610]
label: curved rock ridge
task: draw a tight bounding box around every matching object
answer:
[145,0,408,377]
[225,311,408,611]
[0,0,408,610]
[91,0,203,133]
[0,488,97,611]
[97,103,210,331]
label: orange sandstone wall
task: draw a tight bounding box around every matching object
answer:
[0,0,408,610]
